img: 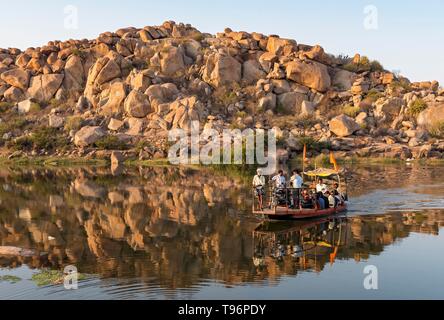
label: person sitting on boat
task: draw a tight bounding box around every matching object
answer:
[333,182,348,201]
[333,190,343,206]
[316,191,326,210]
[316,179,328,193]
[289,169,303,208]
[252,169,266,211]
[301,189,314,209]
[325,191,337,208]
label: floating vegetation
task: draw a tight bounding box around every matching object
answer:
[0,275,22,284]
[31,269,88,287]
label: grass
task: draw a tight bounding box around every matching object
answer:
[94,136,128,150]
[407,99,428,116]
[342,105,361,118]
[31,269,87,287]
[0,275,22,284]
[7,127,69,152]
[0,156,108,167]
[0,118,28,136]
[64,116,83,131]
[366,89,384,102]
[0,102,14,113]
[429,121,444,138]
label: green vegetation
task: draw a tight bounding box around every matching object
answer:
[429,121,444,138]
[366,89,384,102]
[299,136,331,152]
[0,102,14,113]
[31,269,87,287]
[408,99,428,116]
[214,85,239,106]
[389,79,411,91]
[8,127,69,152]
[0,275,22,284]
[235,111,247,118]
[0,118,28,136]
[64,116,83,131]
[343,56,384,73]
[342,104,361,118]
[29,102,41,113]
[94,136,128,150]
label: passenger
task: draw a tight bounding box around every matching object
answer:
[301,189,314,209]
[325,191,336,208]
[289,169,303,209]
[272,170,286,189]
[252,169,266,211]
[333,182,348,202]
[333,190,342,206]
[316,192,326,210]
[316,179,328,193]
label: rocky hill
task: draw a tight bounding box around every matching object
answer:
[0,20,444,162]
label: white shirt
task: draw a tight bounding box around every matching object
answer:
[272,175,286,188]
[253,175,265,188]
[316,183,327,193]
[291,175,304,188]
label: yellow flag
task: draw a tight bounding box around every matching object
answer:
[330,152,339,172]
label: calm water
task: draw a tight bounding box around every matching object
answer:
[0,163,443,300]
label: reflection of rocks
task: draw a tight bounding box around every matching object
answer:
[0,166,443,290]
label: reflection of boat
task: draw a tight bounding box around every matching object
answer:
[253,168,348,220]
[253,216,348,269]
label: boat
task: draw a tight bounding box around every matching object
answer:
[252,163,349,220]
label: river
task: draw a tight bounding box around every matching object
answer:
[0,163,443,299]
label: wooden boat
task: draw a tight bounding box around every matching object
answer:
[253,203,347,220]
[253,166,348,220]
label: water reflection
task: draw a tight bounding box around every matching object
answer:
[0,165,443,297]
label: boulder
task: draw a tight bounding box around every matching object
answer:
[28,74,64,102]
[124,89,152,118]
[267,37,297,56]
[374,98,404,118]
[258,52,278,73]
[17,99,39,114]
[63,55,85,93]
[329,114,361,137]
[108,118,125,131]
[74,126,106,147]
[332,69,356,91]
[242,60,266,84]
[4,86,25,102]
[111,151,125,165]
[258,93,277,111]
[49,114,64,128]
[202,53,241,87]
[0,68,30,90]
[101,82,127,115]
[286,60,331,92]
[160,46,185,76]
[417,104,444,128]
[301,100,316,116]
[277,92,306,114]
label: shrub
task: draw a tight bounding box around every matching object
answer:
[343,56,384,73]
[299,136,331,152]
[214,85,240,106]
[408,99,428,116]
[94,136,128,150]
[0,102,14,113]
[389,79,411,91]
[0,119,28,136]
[64,116,83,131]
[8,127,68,151]
[235,111,247,118]
[29,102,41,113]
[429,121,444,138]
[366,89,384,102]
[342,105,361,118]
[370,60,384,72]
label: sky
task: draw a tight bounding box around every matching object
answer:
[0,0,443,84]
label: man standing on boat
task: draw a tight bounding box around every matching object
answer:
[253,169,266,211]
[272,170,286,189]
[289,169,303,209]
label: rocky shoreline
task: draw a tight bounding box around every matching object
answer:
[1,21,443,163]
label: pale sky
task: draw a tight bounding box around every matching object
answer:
[0,0,443,85]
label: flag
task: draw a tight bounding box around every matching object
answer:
[330,152,339,172]
[303,144,308,163]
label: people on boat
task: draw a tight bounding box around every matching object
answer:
[252,169,266,211]
[289,169,303,209]
[316,191,326,210]
[325,191,337,208]
[301,189,314,209]
[272,170,286,189]
[316,179,328,193]
[333,182,348,202]
[333,190,343,206]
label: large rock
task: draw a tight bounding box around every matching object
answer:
[160,46,185,76]
[202,53,241,87]
[1,68,30,90]
[63,55,85,93]
[4,86,25,102]
[101,82,127,115]
[277,92,306,114]
[267,37,297,56]
[74,126,106,147]
[374,98,404,118]
[417,104,444,128]
[124,90,152,118]
[28,74,64,102]
[332,69,356,91]
[286,60,331,92]
[242,60,266,84]
[329,114,361,137]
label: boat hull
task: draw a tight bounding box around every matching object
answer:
[253,204,347,220]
